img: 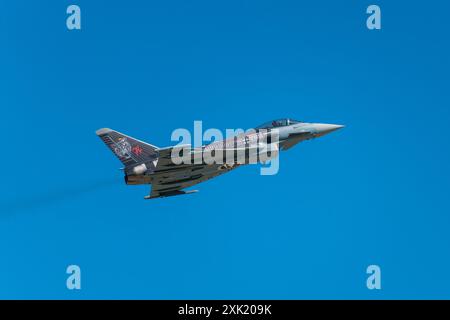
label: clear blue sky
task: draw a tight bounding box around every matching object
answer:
[1,1,449,299]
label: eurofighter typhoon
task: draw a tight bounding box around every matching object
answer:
[96,119,343,199]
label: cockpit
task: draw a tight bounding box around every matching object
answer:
[255,118,302,130]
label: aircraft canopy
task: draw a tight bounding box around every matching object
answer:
[255,118,302,130]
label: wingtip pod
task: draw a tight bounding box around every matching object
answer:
[144,190,199,200]
[96,128,113,136]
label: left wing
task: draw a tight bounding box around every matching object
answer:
[146,163,238,199]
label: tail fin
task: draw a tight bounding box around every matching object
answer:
[96,128,159,168]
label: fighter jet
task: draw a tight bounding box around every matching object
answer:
[96,119,343,199]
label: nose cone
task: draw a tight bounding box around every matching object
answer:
[313,123,344,137]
